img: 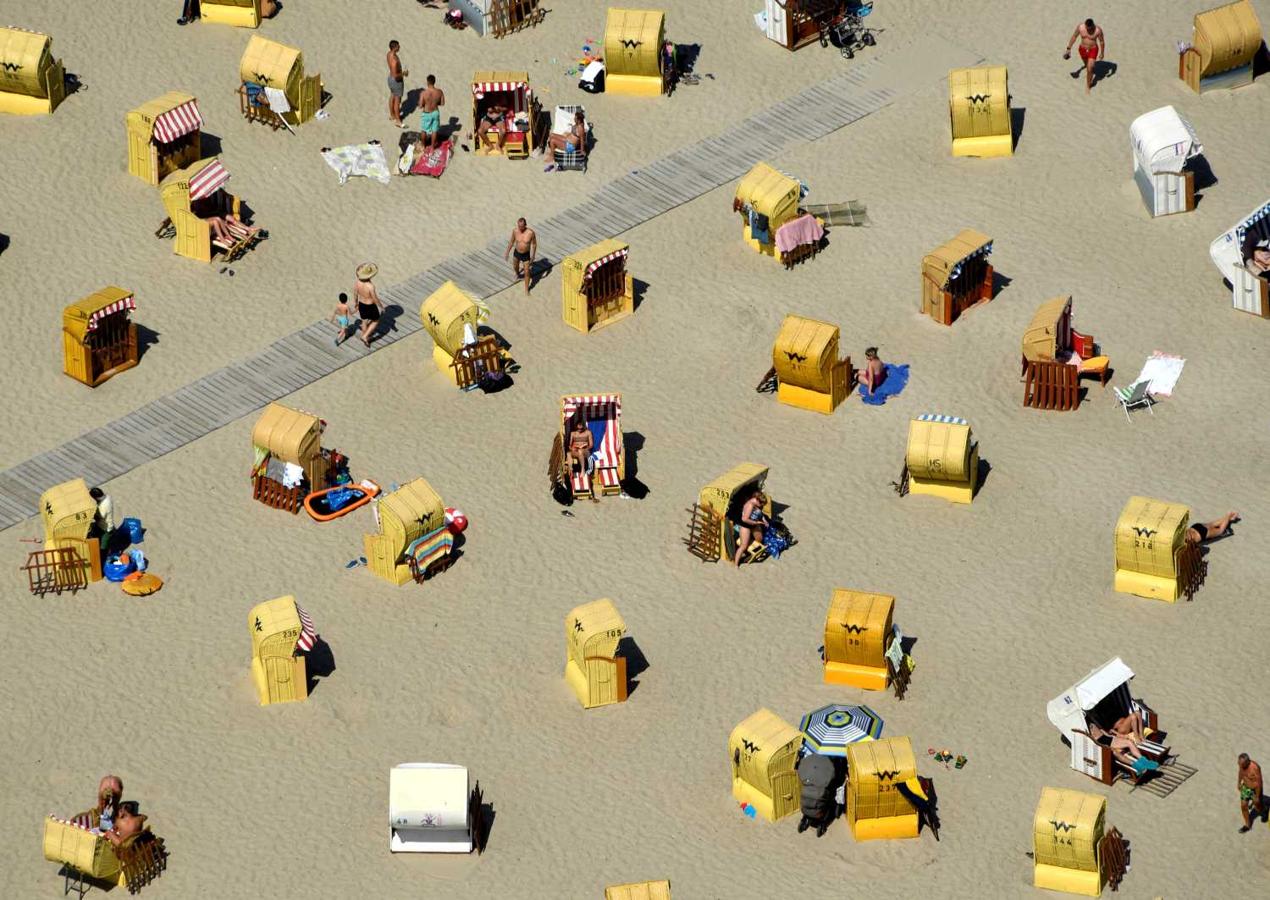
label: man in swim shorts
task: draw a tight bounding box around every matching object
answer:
[386,40,406,127]
[1064,18,1105,95]
[1238,754,1266,833]
[418,74,445,151]
[504,218,537,294]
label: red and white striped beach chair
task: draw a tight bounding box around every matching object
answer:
[552,393,625,500]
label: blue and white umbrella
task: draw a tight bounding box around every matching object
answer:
[798,704,883,757]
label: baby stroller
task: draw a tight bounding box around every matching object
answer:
[824,2,878,59]
[796,753,836,837]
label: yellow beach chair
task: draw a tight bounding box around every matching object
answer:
[126,92,202,185]
[1179,0,1263,93]
[0,27,66,115]
[62,287,139,388]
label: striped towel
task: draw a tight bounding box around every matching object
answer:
[916,413,967,425]
[407,526,453,571]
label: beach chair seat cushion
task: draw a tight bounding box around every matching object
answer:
[554,148,587,172]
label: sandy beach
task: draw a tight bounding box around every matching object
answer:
[2,1,1269,898]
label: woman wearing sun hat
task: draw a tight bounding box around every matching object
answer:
[353,263,384,347]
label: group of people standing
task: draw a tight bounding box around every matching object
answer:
[387,40,446,153]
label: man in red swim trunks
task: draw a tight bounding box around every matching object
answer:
[1064,18,1105,95]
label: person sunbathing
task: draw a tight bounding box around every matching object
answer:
[1089,721,1158,773]
[90,774,123,831]
[207,213,262,245]
[858,346,885,396]
[567,416,598,502]
[734,490,770,567]
[103,807,147,847]
[476,104,508,150]
[1109,710,1146,744]
[1186,511,1240,545]
[548,110,587,154]
[1248,247,1270,277]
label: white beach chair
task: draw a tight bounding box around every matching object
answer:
[1114,381,1154,421]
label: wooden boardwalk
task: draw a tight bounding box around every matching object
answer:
[0,37,979,531]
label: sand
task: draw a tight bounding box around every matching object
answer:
[2,1,1269,897]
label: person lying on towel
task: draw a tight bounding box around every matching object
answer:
[548,110,587,154]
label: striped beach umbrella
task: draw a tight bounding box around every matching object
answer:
[798,704,883,757]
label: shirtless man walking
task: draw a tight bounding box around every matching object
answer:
[1238,754,1266,833]
[386,40,406,127]
[418,75,445,151]
[504,218,537,294]
[1064,18,1105,95]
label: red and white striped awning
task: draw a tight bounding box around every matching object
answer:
[152,98,202,144]
[472,80,528,94]
[562,393,622,419]
[295,603,317,652]
[188,159,230,201]
[583,247,628,280]
[87,294,135,332]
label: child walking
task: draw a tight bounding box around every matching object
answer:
[330,292,355,345]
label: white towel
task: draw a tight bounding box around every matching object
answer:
[281,462,305,489]
[1135,351,1186,397]
[263,86,291,114]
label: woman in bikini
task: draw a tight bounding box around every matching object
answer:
[734,489,770,567]
[1186,511,1240,545]
[548,110,587,154]
[353,263,384,347]
[567,416,598,502]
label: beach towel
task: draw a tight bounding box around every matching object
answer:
[1135,351,1185,397]
[243,81,266,107]
[407,526,453,573]
[409,140,453,178]
[263,86,291,115]
[858,363,910,406]
[763,526,791,559]
[321,142,391,186]
[775,214,825,255]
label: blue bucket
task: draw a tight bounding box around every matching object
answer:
[121,517,144,543]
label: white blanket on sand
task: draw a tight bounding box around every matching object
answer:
[321,142,391,185]
[1135,351,1185,397]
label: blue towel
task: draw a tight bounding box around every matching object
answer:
[858,363,909,406]
[763,528,790,559]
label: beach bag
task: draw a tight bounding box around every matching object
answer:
[579,61,605,94]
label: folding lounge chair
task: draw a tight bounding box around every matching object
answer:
[212,219,265,262]
[1114,381,1154,421]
